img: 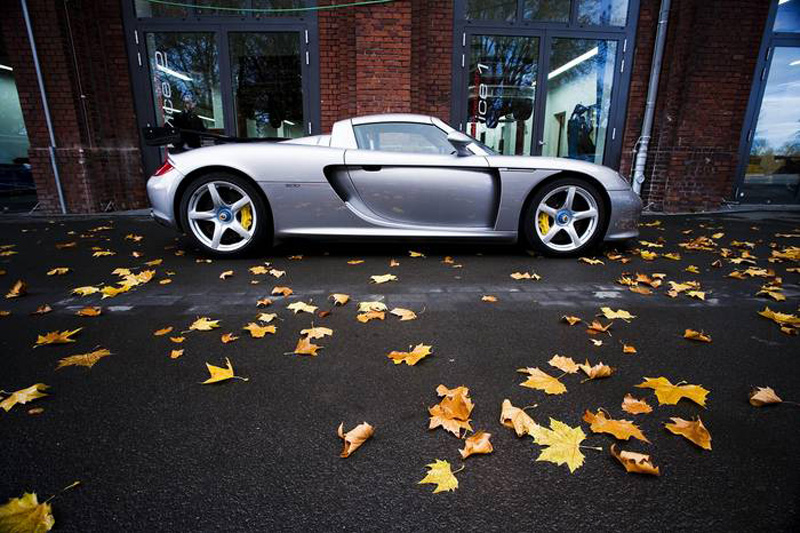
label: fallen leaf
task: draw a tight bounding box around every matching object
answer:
[221,333,239,344]
[358,301,387,313]
[92,250,115,257]
[511,271,541,280]
[293,336,321,355]
[5,280,26,299]
[418,460,459,493]
[640,250,658,261]
[758,307,800,328]
[0,383,49,412]
[257,297,273,307]
[390,308,417,321]
[243,323,277,338]
[287,301,318,314]
[586,320,611,334]
[610,444,660,476]
[590,339,603,347]
[686,290,706,300]
[684,329,712,343]
[579,257,604,265]
[271,286,293,297]
[56,348,111,370]
[249,265,269,275]
[337,422,374,458]
[35,328,82,346]
[548,355,580,374]
[190,317,220,331]
[635,376,709,406]
[481,295,498,302]
[665,416,712,450]
[170,336,185,344]
[347,259,364,265]
[47,267,70,276]
[409,251,425,258]
[561,315,582,326]
[684,265,700,274]
[622,344,637,354]
[201,357,247,384]
[429,385,474,437]
[517,367,567,395]
[356,311,385,323]
[76,306,102,317]
[330,293,350,306]
[256,312,277,323]
[154,326,173,336]
[370,273,397,284]
[28,408,44,415]
[748,386,782,407]
[600,307,636,321]
[531,418,587,473]
[387,343,432,366]
[583,409,649,443]
[144,258,162,266]
[219,270,234,280]
[170,349,183,359]
[578,360,615,381]
[0,492,55,532]
[32,305,52,316]
[300,326,333,339]
[269,269,286,278]
[72,286,100,296]
[500,399,539,437]
[621,394,653,415]
[460,430,494,459]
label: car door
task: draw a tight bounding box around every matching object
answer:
[342,122,499,228]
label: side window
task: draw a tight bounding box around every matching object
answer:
[353,123,454,154]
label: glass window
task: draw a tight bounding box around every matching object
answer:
[0,52,35,209]
[541,38,617,164]
[353,123,455,154]
[743,46,800,202]
[523,0,570,22]
[466,35,539,156]
[229,32,304,139]
[135,0,189,17]
[577,0,628,26]
[774,0,800,33]
[465,0,517,21]
[195,1,249,16]
[252,0,307,17]
[146,32,224,149]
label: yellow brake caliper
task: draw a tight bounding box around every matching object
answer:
[538,211,550,235]
[240,204,253,230]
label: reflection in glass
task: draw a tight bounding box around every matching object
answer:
[146,33,224,149]
[135,0,189,17]
[467,35,539,155]
[465,0,517,21]
[0,57,35,203]
[774,0,800,33]
[577,0,628,26]
[523,0,570,22]
[744,47,800,202]
[252,0,307,17]
[229,33,304,139]
[195,0,248,16]
[542,38,617,164]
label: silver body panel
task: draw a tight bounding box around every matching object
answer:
[147,113,641,243]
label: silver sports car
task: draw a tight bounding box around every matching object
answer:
[146,114,641,257]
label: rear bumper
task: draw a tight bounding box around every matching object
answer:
[146,167,182,229]
[605,188,642,241]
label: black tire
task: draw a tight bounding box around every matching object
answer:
[522,177,607,257]
[178,172,271,257]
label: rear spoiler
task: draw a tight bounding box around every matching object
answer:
[142,126,288,146]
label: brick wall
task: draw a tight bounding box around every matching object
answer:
[621,0,770,212]
[1,0,144,214]
[318,0,453,132]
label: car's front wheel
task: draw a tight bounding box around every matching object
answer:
[523,177,606,257]
[179,173,270,257]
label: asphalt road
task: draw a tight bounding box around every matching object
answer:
[1,211,798,532]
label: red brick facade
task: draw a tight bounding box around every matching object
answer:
[0,1,774,213]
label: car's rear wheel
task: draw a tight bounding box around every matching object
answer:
[523,177,606,257]
[179,173,270,257]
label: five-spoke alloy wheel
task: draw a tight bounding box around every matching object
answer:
[179,173,269,256]
[523,177,606,256]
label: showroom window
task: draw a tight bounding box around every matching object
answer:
[454,0,639,168]
[122,0,320,175]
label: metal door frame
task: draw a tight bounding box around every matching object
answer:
[450,0,639,168]
[121,0,321,175]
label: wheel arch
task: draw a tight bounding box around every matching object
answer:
[174,166,274,235]
[517,171,611,240]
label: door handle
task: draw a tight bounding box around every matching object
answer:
[361,165,382,172]
[538,140,546,146]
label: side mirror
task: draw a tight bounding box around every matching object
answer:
[447,131,473,157]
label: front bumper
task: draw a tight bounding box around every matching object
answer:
[605,188,643,241]
[146,167,183,229]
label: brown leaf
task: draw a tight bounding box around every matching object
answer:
[500,399,538,437]
[243,323,277,338]
[293,336,321,356]
[387,343,432,366]
[481,295,498,302]
[170,349,184,359]
[428,385,474,437]
[256,297,273,307]
[32,305,52,316]
[610,444,660,476]
[271,286,293,297]
[748,386,782,407]
[459,430,494,459]
[35,328,82,346]
[684,329,712,343]
[583,409,649,443]
[154,326,173,336]
[221,333,239,344]
[622,343,637,354]
[76,306,102,317]
[578,360,615,381]
[390,308,417,321]
[338,422,374,458]
[56,348,111,370]
[586,320,612,334]
[665,416,712,450]
[621,394,653,415]
[5,279,26,299]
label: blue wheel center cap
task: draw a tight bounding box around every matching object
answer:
[217,208,233,223]
[556,209,572,226]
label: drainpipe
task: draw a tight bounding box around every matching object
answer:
[21,0,67,214]
[631,0,671,196]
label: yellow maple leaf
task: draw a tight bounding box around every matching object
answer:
[249,265,270,275]
[47,267,70,276]
[621,393,652,415]
[287,301,318,314]
[190,317,220,331]
[622,343,637,354]
[517,367,567,395]
[56,348,111,370]
[460,430,494,459]
[665,416,712,450]
[684,329,712,342]
[390,308,417,321]
[5,280,27,299]
[686,290,706,300]
[409,251,425,258]
[144,258,162,266]
[337,422,374,458]
[510,271,541,280]
[428,385,474,437]
[76,306,102,317]
[370,273,397,284]
[293,336,322,355]
[0,492,55,532]
[269,269,285,278]
[599,307,636,321]
[35,328,82,347]
[610,444,660,476]
[635,376,709,406]
[170,337,185,344]
[300,326,333,339]
[72,286,100,296]
[243,323,277,338]
[579,257,604,265]
[221,333,239,344]
[347,259,364,265]
[170,349,183,359]
[531,418,587,473]
[548,355,579,374]
[500,399,539,437]
[92,250,115,257]
[418,459,460,493]
[578,360,615,381]
[356,311,385,323]
[481,295,498,302]
[330,293,350,306]
[201,357,247,384]
[758,307,800,327]
[0,383,49,412]
[561,315,582,325]
[100,284,131,299]
[357,301,387,313]
[640,250,658,261]
[153,326,173,336]
[387,343,432,366]
[256,297,273,307]
[271,286,293,297]
[582,409,649,443]
[256,312,277,323]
